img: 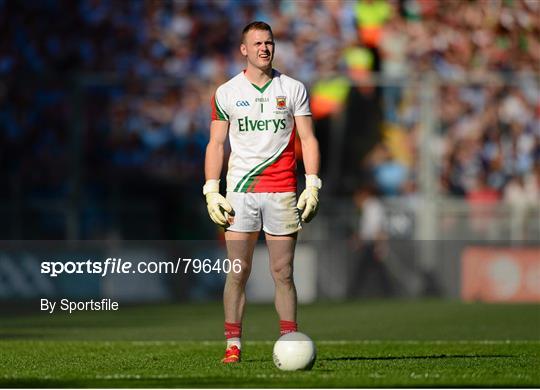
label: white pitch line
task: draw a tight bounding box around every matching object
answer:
[314,340,540,345]
[127,339,540,346]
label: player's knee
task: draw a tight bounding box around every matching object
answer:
[271,263,294,285]
[228,262,251,284]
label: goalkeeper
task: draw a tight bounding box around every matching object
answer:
[203,21,321,363]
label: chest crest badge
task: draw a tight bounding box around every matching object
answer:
[276,96,287,110]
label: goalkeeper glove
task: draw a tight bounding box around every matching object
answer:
[203,179,234,227]
[297,174,322,223]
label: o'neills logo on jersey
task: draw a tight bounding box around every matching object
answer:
[238,116,287,133]
[276,96,287,110]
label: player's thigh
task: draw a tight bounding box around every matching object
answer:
[225,230,259,272]
[261,192,301,236]
[265,231,297,272]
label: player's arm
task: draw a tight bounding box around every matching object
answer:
[205,120,229,181]
[295,115,320,176]
[203,120,234,227]
[295,115,321,223]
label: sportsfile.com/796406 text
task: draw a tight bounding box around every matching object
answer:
[40,258,242,278]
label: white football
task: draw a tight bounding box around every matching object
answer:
[272,331,316,371]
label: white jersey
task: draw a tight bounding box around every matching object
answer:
[211,70,311,193]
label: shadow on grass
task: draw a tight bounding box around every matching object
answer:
[322,354,514,361]
[0,379,80,388]
[0,378,302,389]
[0,379,191,389]
[242,359,268,363]
[0,333,48,339]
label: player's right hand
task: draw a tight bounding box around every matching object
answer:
[205,192,234,227]
[203,180,235,227]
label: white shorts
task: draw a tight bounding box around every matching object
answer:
[225,192,301,235]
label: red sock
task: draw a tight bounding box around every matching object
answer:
[224,322,242,339]
[280,320,297,336]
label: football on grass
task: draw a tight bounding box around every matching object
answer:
[273,331,316,371]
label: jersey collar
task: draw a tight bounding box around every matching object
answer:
[242,69,275,94]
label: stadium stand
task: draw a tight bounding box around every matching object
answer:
[0,0,538,239]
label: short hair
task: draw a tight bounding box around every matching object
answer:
[241,21,273,43]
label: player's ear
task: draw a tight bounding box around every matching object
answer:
[240,43,247,56]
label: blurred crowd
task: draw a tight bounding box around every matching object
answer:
[357,0,540,201]
[0,0,538,238]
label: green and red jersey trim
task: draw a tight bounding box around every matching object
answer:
[233,129,297,193]
[211,94,229,121]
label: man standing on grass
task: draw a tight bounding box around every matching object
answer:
[203,21,321,363]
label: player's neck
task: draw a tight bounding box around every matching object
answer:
[244,66,273,87]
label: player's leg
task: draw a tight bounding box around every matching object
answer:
[222,230,258,362]
[266,231,298,335]
[261,192,301,336]
[224,230,258,323]
[221,192,261,362]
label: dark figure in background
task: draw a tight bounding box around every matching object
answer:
[349,185,394,297]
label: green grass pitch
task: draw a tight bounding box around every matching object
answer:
[1,300,539,387]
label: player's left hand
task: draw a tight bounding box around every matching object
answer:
[297,175,322,223]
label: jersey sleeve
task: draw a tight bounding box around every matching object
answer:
[292,82,312,117]
[211,86,230,121]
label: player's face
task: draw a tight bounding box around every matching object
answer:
[241,29,274,71]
